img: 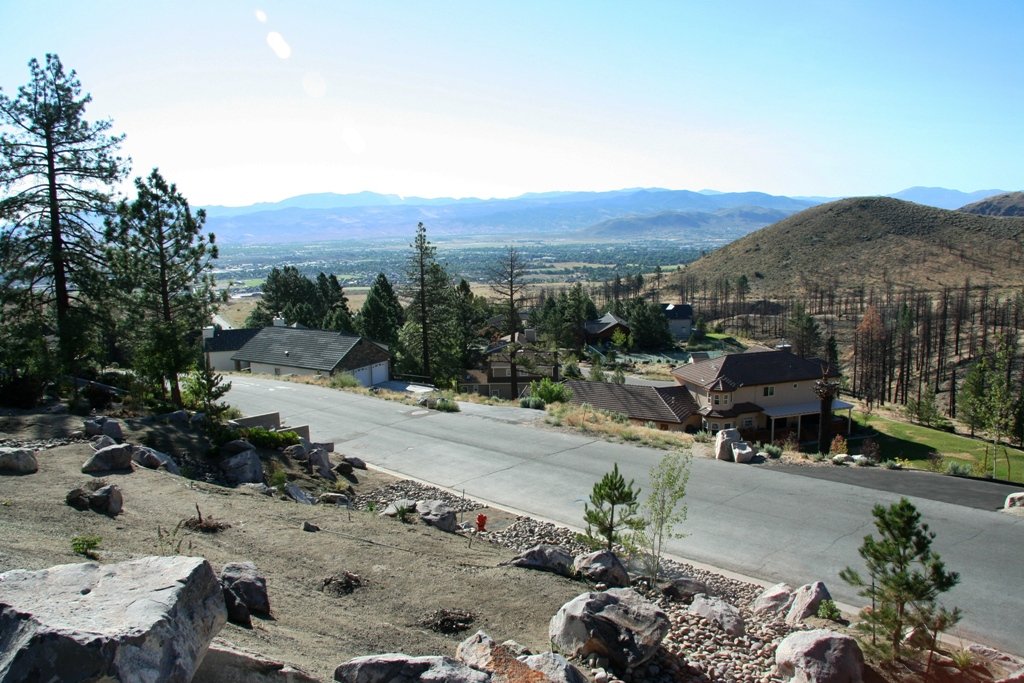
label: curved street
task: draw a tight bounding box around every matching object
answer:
[227,376,1023,656]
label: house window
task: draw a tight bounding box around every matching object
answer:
[742,417,754,428]
[763,386,775,397]
[713,393,731,405]
[710,422,720,432]
[493,367,509,378]
[723,422,733,430]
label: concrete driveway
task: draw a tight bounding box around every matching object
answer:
[226,376,1024,655]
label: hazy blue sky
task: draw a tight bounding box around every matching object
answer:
[2,1,1021,206]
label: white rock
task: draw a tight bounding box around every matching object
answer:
[0,447,38,474]
[714,428,742,461]
[785,581,832,625]
[335,653,489,683]
[0,556,226,683]
[573,550,630,588]
[505,544,575,577]
[1004,492,1024,509]
[775,629,863,683]
[82,442,134,472]
[752,582,794,616]
[689,594,745,636]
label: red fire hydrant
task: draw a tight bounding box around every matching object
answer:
[476,514,487,533]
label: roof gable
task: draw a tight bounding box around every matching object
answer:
[584,312,631,335]
[232,327,364,372]
[672,350,835,389]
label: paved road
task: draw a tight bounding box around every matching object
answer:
[227,377,1024,655]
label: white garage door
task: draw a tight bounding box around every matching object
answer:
[352,366,371,387]
[370,361,389,385]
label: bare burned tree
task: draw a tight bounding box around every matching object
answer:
[814,373,840,454]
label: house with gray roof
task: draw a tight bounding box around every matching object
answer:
[202,327,262,371]
[660,303,694,339]
[583,312,630,345]
[232,326,390,386]
[671,349,850,441]
[564,379,699,431]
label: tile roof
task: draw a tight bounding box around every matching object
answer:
[672,350,835,389]
[232,327,364,372]
[565,379,697,424]
[203,328,261,353]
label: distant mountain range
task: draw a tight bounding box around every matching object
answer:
[959,191,1024,217]
[200,187,1011,245]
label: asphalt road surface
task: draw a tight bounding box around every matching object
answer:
[227,376,1024,655]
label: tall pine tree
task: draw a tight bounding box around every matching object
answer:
[0,54,128,373]
[358,273,403,346]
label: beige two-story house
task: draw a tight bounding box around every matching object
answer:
[671,350,851,441]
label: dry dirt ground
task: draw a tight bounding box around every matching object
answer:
[0,411,585,682]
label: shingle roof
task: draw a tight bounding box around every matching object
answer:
[203,328,261,353]
[232,327,362,372]
[584,312,630,335]
[660,303,694,320]
[565,380,697,424]
[672,350,835,389]
[701,401,764,418]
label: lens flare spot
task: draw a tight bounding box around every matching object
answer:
[254,9,267,23]
[302,72,327,98]
[266,31,292,59]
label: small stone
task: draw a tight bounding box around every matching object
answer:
[302,521,320,532]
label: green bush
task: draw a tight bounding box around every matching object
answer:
[763,443,783,458]
[946,461,972,477]
[241,427,300,449]
[329,372,359,389]
[816,599,843,622]
[433,397,460,413]
[520,396,546,410]
[71,534,102,558]
[530,377,573,404]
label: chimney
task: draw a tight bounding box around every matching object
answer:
[202,326,215,340]
[273,313,286,327]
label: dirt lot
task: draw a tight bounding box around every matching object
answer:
[0,411,585,681]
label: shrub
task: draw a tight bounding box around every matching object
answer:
[520,396,546,410]
[71,534,102,558]
[584,463,640,551]
[530,377,572,404]
[763,443,783,459]
[783,432,800,453]
[433,397,460,412]
[816,599,842,622]
[267,463,288,489]
[608,411,629,424]
[241,427,300,449]
[692,430,712,444]
[563,361,581,379]
[829,435,848,455]
[329,372,359,389]
[860,438,881,462]
[945,461,972,477]
[926,451,945,472]
[880,459,902,470]
[810,452,826,463]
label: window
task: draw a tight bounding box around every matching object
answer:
[710,422,720,432]
[723,422,733,429]
[713,393,731,405]
[742,417,754,428]
[763,386,775,397]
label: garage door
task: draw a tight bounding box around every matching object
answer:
[370,361,389,385]
[352,366,371,387]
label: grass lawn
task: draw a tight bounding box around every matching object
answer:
[853,412,1024,483]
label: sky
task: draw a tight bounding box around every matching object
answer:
[1,1,1022,207]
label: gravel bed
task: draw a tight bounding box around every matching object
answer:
[355,480,484,513]
[479,514,803,683]
[0,436,86,450]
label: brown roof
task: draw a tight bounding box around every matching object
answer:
[565,380,697,424]
[672,350,835,390]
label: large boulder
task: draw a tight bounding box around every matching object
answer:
[343,455,367,470]
[0,556,226,683]
[65,482,123,516]
[688,594,745,636]
[220,449,264,486]
[549,588,669,671]
[82,443,134,473]
[132,446,181,475]
[0,447,38,474]
[284,482,316,505]
[101,419,124,442]
[504,544,575,578]
[659,576,709,603]
[90,434,117,450]
[573,550,630,588]
[753,582,795,616]
[786,581,833,625]
[83,417,107,437]
[307,448,336,481]
[775,629,864,683]
[1005,492,1024,510]
[221,439,255,455]
[714,428,742,461]
[416,499,457,533]
[220,561,271,620]
[732,440,754,463]
[334,654,489,683]
[192,638,319,683]
[456,630,586,683]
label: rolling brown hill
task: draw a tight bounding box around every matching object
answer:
[960,191,1024,217]
[679,196,1024,296]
